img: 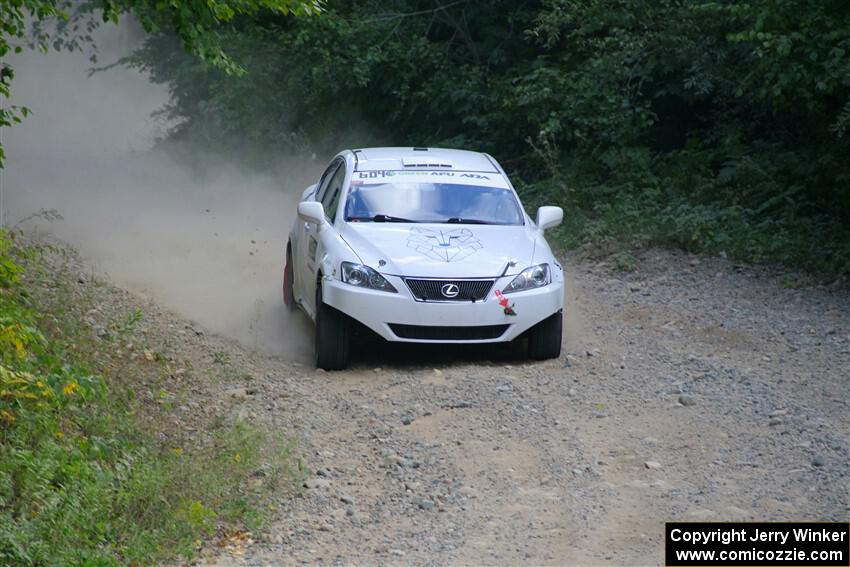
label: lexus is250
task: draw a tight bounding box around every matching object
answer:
[285,147,565,370]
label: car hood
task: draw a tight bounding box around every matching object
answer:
[338,223,539,278]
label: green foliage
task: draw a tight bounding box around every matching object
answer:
[132,0,850,274]
[101,0,323,74]
[0,230,294,565]
[608,251,638,273]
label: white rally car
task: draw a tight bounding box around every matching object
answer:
[285,147,565,370]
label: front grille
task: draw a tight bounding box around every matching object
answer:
[404,278,494,302]
[389,324,509,341]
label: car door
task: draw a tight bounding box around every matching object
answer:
[295,160,337,307]
[299,158,346,314]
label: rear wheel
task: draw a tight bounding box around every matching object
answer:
[283,247,295,310]
[315,284,351,370]
[527,311,563,360]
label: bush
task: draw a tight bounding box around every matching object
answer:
[131,0,850,275]
[0,231,293,565]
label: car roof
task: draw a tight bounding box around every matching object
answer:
[351,147,500,174]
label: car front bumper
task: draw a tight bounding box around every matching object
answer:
[322,274,564,343]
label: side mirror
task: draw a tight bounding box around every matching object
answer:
[298,201,326,226]
[536,206,563,231]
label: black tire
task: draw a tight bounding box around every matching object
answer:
[527,311,563,360]
[315,284,351,370]
[283,247,295,311]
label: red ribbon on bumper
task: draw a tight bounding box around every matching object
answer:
[494,290,517,316]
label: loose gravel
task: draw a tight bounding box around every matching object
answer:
[60,243,850,566]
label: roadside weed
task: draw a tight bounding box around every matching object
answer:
[0,230,298,565]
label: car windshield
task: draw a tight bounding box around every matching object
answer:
[344,182,524,225]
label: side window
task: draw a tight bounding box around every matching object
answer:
[316,159,342,201]
[321,163,346,222]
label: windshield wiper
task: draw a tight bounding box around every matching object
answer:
[446,217,496,225]
[349,214,418,223]
[373,214,418,223]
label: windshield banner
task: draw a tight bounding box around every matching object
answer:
[351,169,510,188]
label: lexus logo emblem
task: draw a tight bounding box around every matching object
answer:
[440,283,460,298]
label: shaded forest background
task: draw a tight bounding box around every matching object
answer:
[130,0,850,275]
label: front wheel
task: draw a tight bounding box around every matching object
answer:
[315,284,351,370]
[527,311,563,360]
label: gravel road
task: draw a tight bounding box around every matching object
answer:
[73,246,850,566]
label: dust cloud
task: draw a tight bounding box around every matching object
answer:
[4,22,321,361]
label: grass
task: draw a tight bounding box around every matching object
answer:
[0,231,300,565]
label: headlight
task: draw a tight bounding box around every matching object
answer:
[341,262,397,293]
[502,263,551,294]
